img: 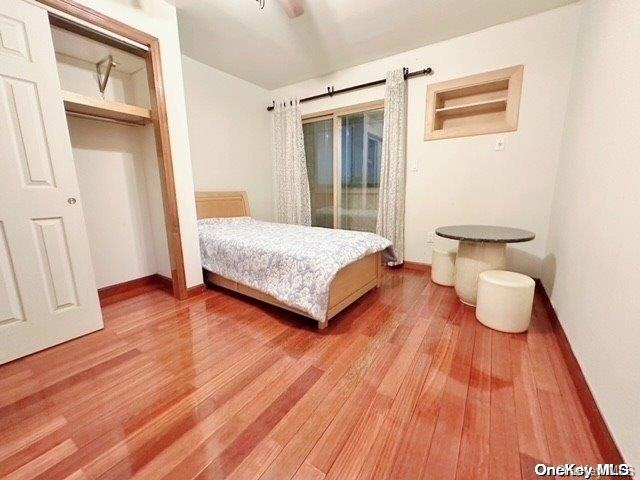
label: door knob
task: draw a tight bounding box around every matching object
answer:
[67,197,77,205]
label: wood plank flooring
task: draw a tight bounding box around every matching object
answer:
[0,268,610,479]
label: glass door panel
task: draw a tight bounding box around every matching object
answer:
[339,109,383,232]
[303,119,334,228]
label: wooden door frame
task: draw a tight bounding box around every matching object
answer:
[37,0,189,300]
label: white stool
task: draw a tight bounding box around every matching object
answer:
[431,248,456,286]
[454,241,507,305]
[476,270,535,333]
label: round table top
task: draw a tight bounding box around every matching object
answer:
[435,225,535,243]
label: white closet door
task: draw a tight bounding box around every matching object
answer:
[0,0,103,364]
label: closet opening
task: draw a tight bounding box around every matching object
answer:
[42,6,189,302]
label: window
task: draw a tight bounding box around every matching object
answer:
[303,102,384,233]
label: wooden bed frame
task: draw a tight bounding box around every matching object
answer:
[195,191,382,329]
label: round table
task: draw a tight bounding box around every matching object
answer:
[435,225,535,306]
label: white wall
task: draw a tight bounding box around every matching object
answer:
[55,53,140,105]
[181,55,273,220]
[542,0,640,466]
[271,4,582,277]
[67,118,158,288]
[70,0,203,287]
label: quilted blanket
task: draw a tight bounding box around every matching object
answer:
[198,217,396,320]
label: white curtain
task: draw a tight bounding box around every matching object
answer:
[376,69,408,266]
[272,98,312,225]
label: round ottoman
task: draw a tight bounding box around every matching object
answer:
[454,241,507,306]
[431,248,456,286]
[476,270,535,333]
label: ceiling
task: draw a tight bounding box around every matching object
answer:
[169,0,577,90]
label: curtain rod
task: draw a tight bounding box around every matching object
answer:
[267,67,433,111]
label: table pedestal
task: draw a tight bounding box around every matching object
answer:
[454,241,507,306]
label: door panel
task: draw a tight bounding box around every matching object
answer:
[0,13,32,61]
[1,76,57,187]
[32,217,79,311]
[303,119,334,228]
[339,110,383,233]
[0,222,24,327]
[0,0,103,364]
[303,109,383,233]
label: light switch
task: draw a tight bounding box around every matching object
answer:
[494,138,505,151]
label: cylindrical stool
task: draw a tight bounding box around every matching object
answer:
[476,270,535,333]
[454,241,507,305]
[431,249,456,286]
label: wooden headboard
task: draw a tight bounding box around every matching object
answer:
[195,191,251,219]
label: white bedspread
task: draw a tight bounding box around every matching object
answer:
[198,217,395,320]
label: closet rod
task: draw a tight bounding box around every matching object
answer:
[267,67,433,111]
[65,111,146,127]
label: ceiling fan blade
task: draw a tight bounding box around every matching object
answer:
[278,0,304,18]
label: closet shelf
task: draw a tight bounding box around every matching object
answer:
[434,98,508,118]
[61,90,152,126]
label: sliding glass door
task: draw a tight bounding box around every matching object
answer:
[340,110,383,232]
[303,118,334,228]
[302,103,383,233]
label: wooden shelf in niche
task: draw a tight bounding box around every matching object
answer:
[425,65,523,140]
[61,90,152,126]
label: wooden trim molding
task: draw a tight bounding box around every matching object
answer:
[402,261,431,272]
[38,0,189,300]
[536,281,625,464]
[187,284,206,298]
[47,12,147,56]
[145,40,188,300]
[38,0,156,44]
[158,274,204,298]
[302,99,384,122]
[155,274,174,291]
[98,274,172,307]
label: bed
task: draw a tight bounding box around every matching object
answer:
[196,191,395,329]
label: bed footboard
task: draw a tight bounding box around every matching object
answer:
[203,251,382,329]
[324,251,382,324]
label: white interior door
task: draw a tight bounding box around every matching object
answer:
[0,0,103,364]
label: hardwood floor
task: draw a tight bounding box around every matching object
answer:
[0,268,611,479]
